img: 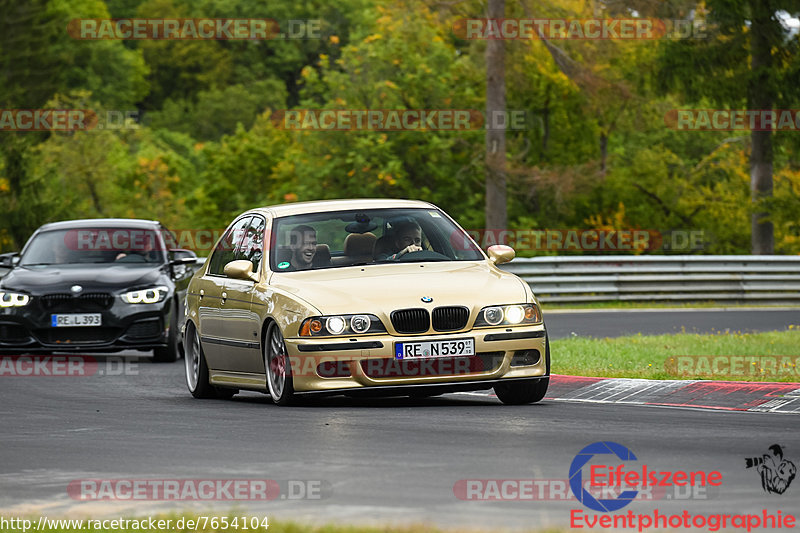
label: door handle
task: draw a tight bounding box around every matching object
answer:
[199,289,204,300]
[221,291,227,303]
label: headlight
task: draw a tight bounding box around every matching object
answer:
[0,291,30,308]
[121,286,168,304]
[326,316,346,335]
[483,306,503,325]
[474,303,541,327]
[300,314,386,337]
[350,314,371,333]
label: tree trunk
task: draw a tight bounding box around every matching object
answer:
[600,131,608,175]
[748,0,775,254]
[485,0,507,231]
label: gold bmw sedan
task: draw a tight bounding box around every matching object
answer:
[183,199,549,405]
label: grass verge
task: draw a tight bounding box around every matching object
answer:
[551,327,800,381]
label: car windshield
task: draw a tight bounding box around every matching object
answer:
[270,208,483,271]
[19,227,166,266]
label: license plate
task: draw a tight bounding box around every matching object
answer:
[51,314,102,327]
[395,338,475,359]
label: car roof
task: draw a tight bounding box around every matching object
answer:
[35,218,163,231]
[247,198,438,218]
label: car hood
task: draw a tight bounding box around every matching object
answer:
[269,261,528,316]
[0,264,164,294]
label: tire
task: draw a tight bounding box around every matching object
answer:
[494,335,551,405]
[264,322,295,406]
[153,303,179,363]
[184,322,217,399]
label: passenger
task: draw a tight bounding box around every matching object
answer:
[288,225,317,270]
[377,219,423,260]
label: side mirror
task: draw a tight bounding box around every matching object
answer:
[487,245,515,265]
[224,260,259,282]
[170,249,197,265]
[0,253,20,268]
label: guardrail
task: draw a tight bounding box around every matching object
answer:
[499,255,800,304]
[3,255,799,305]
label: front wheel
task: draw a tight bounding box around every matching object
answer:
[494,336,550,405]
[264,322,295,406]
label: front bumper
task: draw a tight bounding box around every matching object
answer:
[284,324,548,392]
[0,298,172,353]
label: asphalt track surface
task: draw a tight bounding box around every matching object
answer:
[0,309,797,531]
[544,308,799,339]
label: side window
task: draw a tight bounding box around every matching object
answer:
[160,226,179,250]
[207,216,252,276]
[238,216,266,272]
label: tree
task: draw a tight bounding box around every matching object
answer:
[485,0,507,230]
[657,0,800,254]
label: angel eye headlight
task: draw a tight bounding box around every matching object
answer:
[300,314,386,336]
[0,291,30,308]
[122,286,168,304]
[476,303,541,327]
[483,306,503,325]
[505,305,525,324]
[326,316,346,335]
[350,315,371,334]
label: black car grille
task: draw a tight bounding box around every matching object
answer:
[390,308,430,334]
[360,352,504,378]
[35,327,120,345]
[40,293,114,311]
[432,306,469,331]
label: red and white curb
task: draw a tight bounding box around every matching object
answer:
[459,375,800,413]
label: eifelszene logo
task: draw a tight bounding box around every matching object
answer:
[568,441,723,513]
[745,445,797,495]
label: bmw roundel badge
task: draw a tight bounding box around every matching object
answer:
[421,296,433,303]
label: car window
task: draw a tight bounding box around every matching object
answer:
[19,227,166,266]
[207,216,252,276]
[238,216,266,272]
[270,208,483,271]
[161,227,179,250]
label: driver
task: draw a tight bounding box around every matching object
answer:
[378,219,422,260]
[288,225,317,270]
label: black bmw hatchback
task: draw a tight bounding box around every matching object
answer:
[0,219,197,362]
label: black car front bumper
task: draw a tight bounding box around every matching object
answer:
[0,295,172,353]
